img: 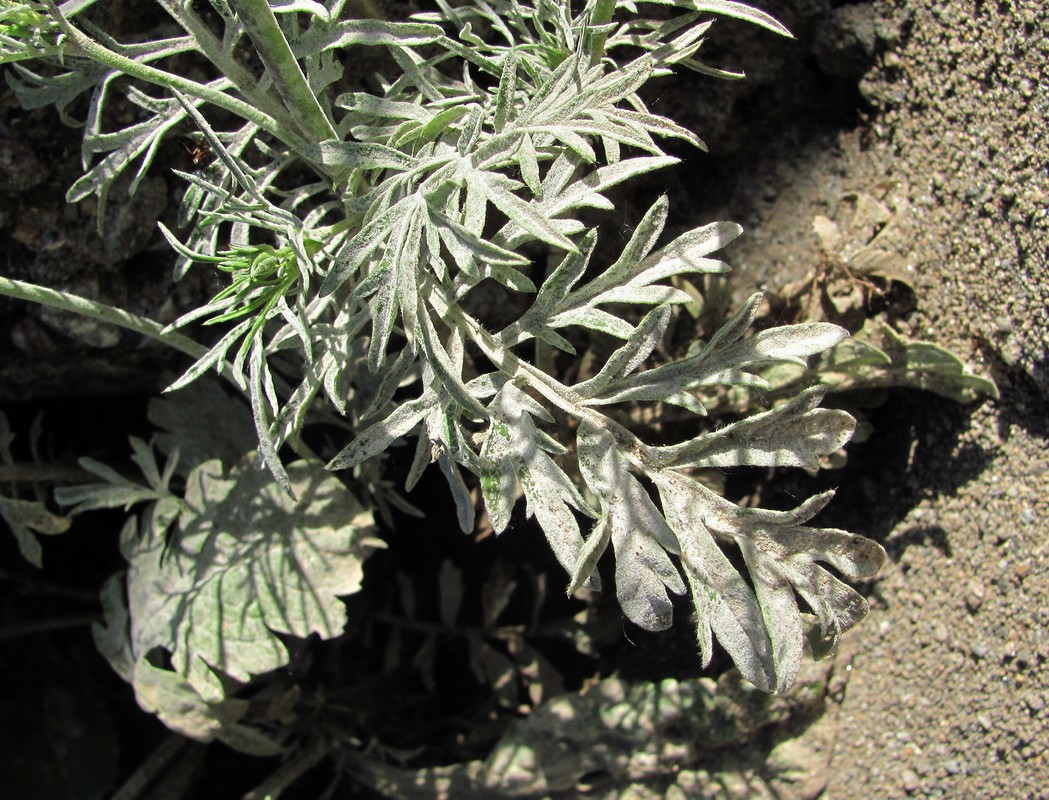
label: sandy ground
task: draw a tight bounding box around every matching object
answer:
[713,1,1048,797]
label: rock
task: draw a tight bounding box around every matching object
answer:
[813,4,879,81]
[901,767,921,793]
[965,580,985,613]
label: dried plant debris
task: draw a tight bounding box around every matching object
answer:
[779,181,917,327]
[747,182,997,407]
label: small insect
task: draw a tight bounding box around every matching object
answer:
[176,134,215,168]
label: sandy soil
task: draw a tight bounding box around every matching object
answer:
[703,1,1048,797]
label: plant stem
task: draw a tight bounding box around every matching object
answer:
[241,737,331,800]
[155,0,292,126]
[587,0,616,66]
[39,0,311,157]
[0,276,234,384]
[227,0,338,145]
[110,736,194,800]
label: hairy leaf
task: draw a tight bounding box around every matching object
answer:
[654,471,884,692]
[479,384,598,587]
[328,393,434,471]
[122,456,374,702]
[578,424,685,631]
[653,387,856,470]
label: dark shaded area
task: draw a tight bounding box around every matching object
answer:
[978,346,1049,442]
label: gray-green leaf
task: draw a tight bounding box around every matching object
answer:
[578,424,685,631]
[123,456,374,701]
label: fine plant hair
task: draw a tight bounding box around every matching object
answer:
[0,0,909,749]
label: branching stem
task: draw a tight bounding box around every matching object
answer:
[426,283,658,473]
[154,0,290,125]
[227,0,338,144]
[40,0,312,158]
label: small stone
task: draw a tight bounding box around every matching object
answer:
[1025,692,1046,714]
[965,580,985,612]
[901,768,921,793]
[971,641,990,659]
[943,759,962,775]
[977,714,993,731]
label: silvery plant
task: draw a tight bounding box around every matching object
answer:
[0,0,884,747]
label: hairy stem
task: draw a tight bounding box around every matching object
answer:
[155,0,291,126]
[227,0,339,145]
[587,0,616,65]
[0,276,215,365]
[425,283,658,473]
[40,0,312,157]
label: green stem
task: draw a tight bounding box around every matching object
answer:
[587,0,616,66]
[155,0,292,127]
[0,276,236,385]
[227,0,338,144]
[40,0,311,157]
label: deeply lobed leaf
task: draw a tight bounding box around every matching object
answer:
[120,456,375,703]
